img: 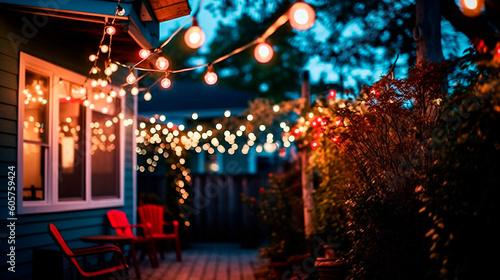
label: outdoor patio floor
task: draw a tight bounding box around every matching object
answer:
[137,243,262,280]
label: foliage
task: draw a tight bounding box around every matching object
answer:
[135,117,193,226]
[421,47,500,279]
[243,161,307,262]
[320,61,451,280]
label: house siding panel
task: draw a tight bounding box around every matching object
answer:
[0,7,137,280]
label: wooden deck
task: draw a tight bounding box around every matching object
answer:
[138,243,263,280]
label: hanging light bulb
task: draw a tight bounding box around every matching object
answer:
[289,1,316,30]
[90,66,99,74]
[89,54,97,62]
[104,24,116,36]
[104,67,113,76]
[328,89,337,100]
[144,91,152,101]
[155,55,169,71]
[100,45,109,53]
[110,62,118,72]
[131,86,139,96]
[139,49,151,59]
[204,65,218,85]
[126,71,136,84]
[459,0,484,17]
[119,88,126,97]
[116,5,126,16]
[184,17,205,49]
[160,76,172,89]
[254,42,274,63]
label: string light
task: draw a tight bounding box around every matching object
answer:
[139,48,151,59]
[204,65,218,85]
[184,17,205,49]
[100,45,109,53]
[160,76,172,89]
[155,55,169,71]
[126,71,136,84]
[289,1,316,30]
[459,0,484,17]
[131,86,139,96]
[254,42,274,63]
[144,91,152,101]
[104,24,116,36]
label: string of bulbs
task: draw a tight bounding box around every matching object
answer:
[86,0,316,102]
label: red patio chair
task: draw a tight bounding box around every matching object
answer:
[137,204,182,261]
[47,223,129,279]
[106,209,159,268]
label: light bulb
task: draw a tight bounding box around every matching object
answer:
[119,88,126,97]
[100,45,109,53]
[89,54,97,62]
[160,77,172,89]
[139,49,151,59]
[110,63,118,72]
[83,100,90,107]
[104,67,112,76]
[289,1,315,30]
[155,56,169,70]
[184,25,205,49]
[91,66,99,74]
[204,71,218,85]
[459,0,484,17]
[131,86,139,96]
[126,72,136,84]
[105,25,116,36]
[110,90,117,98]
[91,79,98,87]
[144,91,152,101]
[254,42,274,63]
[116,5,125,16]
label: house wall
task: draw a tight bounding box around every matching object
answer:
[0,9,136,280]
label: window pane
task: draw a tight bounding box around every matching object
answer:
[23,143,45,201]
[23,70,49,143]
[58,101,85,200]
[91,106,120,199]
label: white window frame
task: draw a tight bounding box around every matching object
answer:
[17,52,125,214]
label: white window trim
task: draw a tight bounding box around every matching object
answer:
[17,52,125,214]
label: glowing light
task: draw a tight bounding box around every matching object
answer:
[328,89,337,100]
[155,56,169,71]
[160,77,171,89]
[310,141,319,149]
[254,42,274,63]
[110,63,118,72]
[144,91,152,101]
[224,110,231,117]
[139,49,151,59]
[184,18,205,49]
[105,25,116,36]
[126,72,136,84]
[131,86,139,96]
[204,68,218,85]
[89,54,97,62]
[273,105,280,112]
[100,45,109,53]
[289,1,315,30]
[247,114,254,121]
[192,113,199,120]
[119,88,126,97]
[459,0,484,17]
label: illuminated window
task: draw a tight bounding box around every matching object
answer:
[18,52,125,214]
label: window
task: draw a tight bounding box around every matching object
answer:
[18,52,125,214]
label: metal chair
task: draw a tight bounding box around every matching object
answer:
[47,223,129,279]
[137,204,182,261]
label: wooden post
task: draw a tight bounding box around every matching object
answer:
[301,70,314,238]
[414,0,444,63]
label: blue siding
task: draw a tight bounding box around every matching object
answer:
[0,8,137,280]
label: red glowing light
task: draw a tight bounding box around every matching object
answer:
[310,141,319,149]
[328,89,337,100]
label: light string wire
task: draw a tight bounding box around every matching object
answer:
[116,2,293,91]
